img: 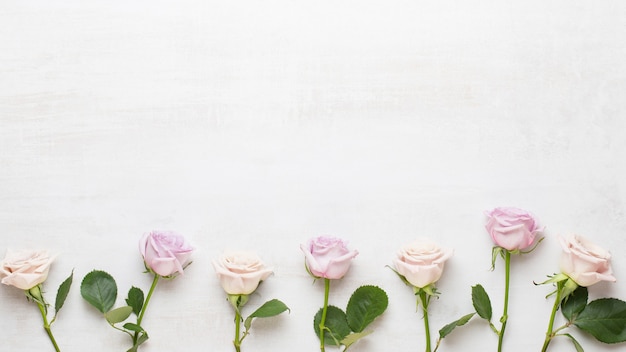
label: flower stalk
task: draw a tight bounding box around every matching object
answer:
[319,278,331,352]
[497,251,511,352]
[419,290,432,352]
[36,299,60,352]
[541,281,564,352]
[133,274,159,345]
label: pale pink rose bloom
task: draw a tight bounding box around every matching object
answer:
[139,231,194,277]
[212,251,273,295]
[485,207,541,251]
[559,235,616,287]
[0,250,54,290]
[301,236,358,279]
[393,239,453,288]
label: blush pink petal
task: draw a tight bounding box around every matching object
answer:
[559,235,616,287]
[213,251,273,295]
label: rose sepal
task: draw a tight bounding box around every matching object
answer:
[413,284,439,298]
[536,273,579,302]
[228,294,249,312]
[26,284,47,310]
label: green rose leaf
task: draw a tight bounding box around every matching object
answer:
[573,298,626,343]
[244,299,290,331]
[438,313,476,339]
[472,284,492,321]
[314,306,351,346]
[80,270,117,313]
[561,286,588,322]
[126,286,144,316]
[54,270,74,314]
[346,285,389,333]
[341,331,373,349]
[122,323,145,333]
[105,306,133,324]
[563,333,585,352]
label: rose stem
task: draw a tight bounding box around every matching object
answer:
[497,251,511,352]
[541,281,564,352]
[234,307,242,352]
[419,291,432,352]
[319,278,331,352]
[134,274,160,345]
[36,301,61,352]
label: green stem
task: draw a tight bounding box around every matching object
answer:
[497,251,511,352]
[318,278,331,352]
[234,308,242,352]
[37,301,61,352]
[541,282,563,352]
[133,274,160,345]
[419,291,432,352]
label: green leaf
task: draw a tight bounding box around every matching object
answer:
[244,299,290,331]
[438,313,476,339]
[81,270,117,313]
[472,284,492,321]
[54,270,74,314]
[126,287,144,316]
[314,306,351,346]
[105,306,133,324]
[122,323,145,333]
[563,333,585,352]
[341,331,373,349]
[573,298,626,343]
[346,285,388,333]
[561,286,588,322]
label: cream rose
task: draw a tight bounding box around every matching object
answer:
[213,251,273,295]
[559,235,616,287]
[0,250,54,290]
[393,239,453,288]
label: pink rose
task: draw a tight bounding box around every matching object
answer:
[485,207,541,251]
[212,251,273,295]
[301,236,358,279]
[0,250,54,290]
[393,239,453,288]
[559,235,616,287]
[139,231,194,277]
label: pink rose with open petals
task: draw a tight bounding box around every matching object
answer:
[485,207,541,251]
[393,239,453,288]
[1,250,54,290]
[559,235,616,287]
[213,251,273,295]
[301,236,358,279]
[140,231,194,277]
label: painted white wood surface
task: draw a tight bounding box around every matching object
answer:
[1,1,626,351]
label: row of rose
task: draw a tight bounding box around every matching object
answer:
[0,207,622,352]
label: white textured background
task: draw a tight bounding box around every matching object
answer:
[1,1,626,351]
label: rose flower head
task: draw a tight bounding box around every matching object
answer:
[393,238,453,289]
[559,235,616,287]
[1,249,54,290]
[140,231,194,277]
[485,207,542,252]
[213,251,273,295]
[301,236,358,280]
